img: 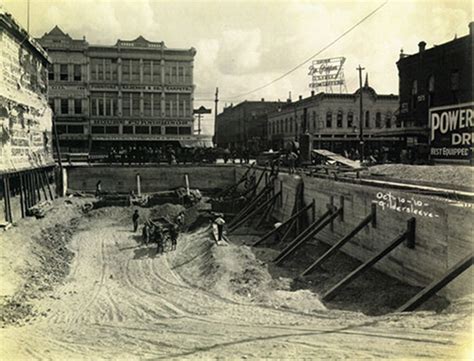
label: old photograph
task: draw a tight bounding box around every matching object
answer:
[0,0,472,359]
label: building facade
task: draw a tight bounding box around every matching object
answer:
[267,83,399,160]
[38,27,207,156]
[1,10,56,224]
[394,22,473,163]
[215,100,280,153]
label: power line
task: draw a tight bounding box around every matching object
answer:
[223,0,388,100]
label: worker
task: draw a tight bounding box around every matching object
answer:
[169,224,179,251]
[95,180,102,197]
[273,222,283,244]
[175,212,185,230]
[132,209,140,232]
[214,213,226,241]
[142,221,150,245]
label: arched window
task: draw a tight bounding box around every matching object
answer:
[326,111,332,128]
[347,112,354,128]
[285,118,288,133]
[289,117,293,133]
[411,80,418,110]
[365,110,370,128]
[336,110,343,128]
[375,112,382,128]
[385,112,392,128]
[427,75,435,107]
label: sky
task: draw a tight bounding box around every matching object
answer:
[2,0,472,135]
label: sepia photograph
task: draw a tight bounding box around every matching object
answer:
[0,0,472,359]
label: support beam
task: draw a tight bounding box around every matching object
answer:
[274,208,343,265]
[19,172,25,218]
[217,163,255,198]
[229,191,282,232]
[42,170,54,200]
[323,219,415,302]
[252,201,314,247]
[397,254,473,312]
[229,183,273,227]
[3,175,12,223]
[300,205,376,277]
[256,190,279,228]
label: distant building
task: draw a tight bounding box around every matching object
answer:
[0,9,55,224]
[38,26,210,156]
[215,100,280,152]
[268,82,399,159]
[394,22,473,164]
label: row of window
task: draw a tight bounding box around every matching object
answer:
[269,110,397,135]
[56,125,192,136]
[49,60,191,84]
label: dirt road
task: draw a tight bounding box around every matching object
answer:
[1,211,470,359]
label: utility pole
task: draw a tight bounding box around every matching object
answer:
[357,65,365,162]
[214,87,219,145]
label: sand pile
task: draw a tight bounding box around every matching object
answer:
[168,227,326,314]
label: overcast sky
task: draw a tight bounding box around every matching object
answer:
[3,0,472,134]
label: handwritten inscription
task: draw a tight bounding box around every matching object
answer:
[374,192,440,218]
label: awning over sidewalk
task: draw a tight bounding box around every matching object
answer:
[179,139,214,148]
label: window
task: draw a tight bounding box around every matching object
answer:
[143,60,152,83]
[98,61,104,81]
[60,64,68,81]
[284,118,288,133]
[166,100,172,117]
[144,93,152,117]
[74,64,81,81]
[68,125,84,134]
[49,99,56,114]
[336,110,343,128]
[122,93,131,116]
[450,70,459,91]
[56,125,67,134]
[289,117,293,133]
[312,111,316,131]
[61,99,68,114]
[375,112,382,128]
[347,112,353,128]
[123,125,133,134]
[153,93,161,115]
[131,93,140,116]
[326,111,332,128]
[165,126,178,135]
[122,60,130,82]
[152,60,161,83]
[105,126,119,134]
[385,112,392,128]
[135,126,149,134]
[74,99,82,114]
[365,110,370,128]
[92,126,105,134]
[427,75,435,107]
[131,60,140,83]
[151,126,161,134]
[179,126,191,135]
[91,98,97,116]
[48,64,54,81]
[98,98,104,116]
[411,80,418,110]
[104,60,111,81]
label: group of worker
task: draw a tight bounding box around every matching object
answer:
[132,210,184,255]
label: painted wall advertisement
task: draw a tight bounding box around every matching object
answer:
[429,102,473,161]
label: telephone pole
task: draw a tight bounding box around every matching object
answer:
[214,87,219,145]
[357,65,365,162]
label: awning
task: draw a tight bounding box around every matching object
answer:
[179,139,214,148]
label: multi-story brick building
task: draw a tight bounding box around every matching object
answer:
[267,82,399,159]
[393,22,473,163]
[39,26,209,156]
[1,10,56,224]
[215,100,280,153]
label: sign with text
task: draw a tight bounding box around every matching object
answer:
[308,57,346,92]
[429,102,473,160]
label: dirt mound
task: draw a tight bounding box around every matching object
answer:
[168,227,326,314]
[149,203,185,221]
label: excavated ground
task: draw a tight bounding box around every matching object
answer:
[0,199,472,359]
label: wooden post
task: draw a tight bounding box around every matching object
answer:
[38,170,48,201]
[42,170,54,200]
[300,210,375,277]
[184,174,190,196]
[311,198,316,223]
[34,171,42,202]
[323,223,412,302]
[397,254,473,312]
[3,175,12,223]
[252,202,313,247]
[274,208,343,265]
[19,173,25,218]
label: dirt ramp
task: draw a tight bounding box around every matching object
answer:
[168,227,326,314]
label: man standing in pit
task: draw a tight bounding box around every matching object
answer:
[214,214,226,241]
[132,210,140,232]
[169,224,179,251]
[156,225,165,254]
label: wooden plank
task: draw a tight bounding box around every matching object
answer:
[252,201,313,247]
[3,176,12,223]
[256,190,279,228]
[274,208,343,265]
[42,170,54,200]
[19,172,25,218]
[229,191,282,232]
[300,210,375,277]
[397,254,473,312]
[229,183,273,227]
[323,229,409,301]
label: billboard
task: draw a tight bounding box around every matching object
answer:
[308,57,346,92]
[429,102,473,161]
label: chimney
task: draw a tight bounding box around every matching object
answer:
[299,95,302,101]
[418,41,426,53]
[261,98,265,102]
[470,22,474,36]
[311,90,315,96]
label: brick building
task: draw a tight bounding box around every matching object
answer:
[1,10,56,224]
[215,100,280,153]
[38,27,210,156]
[267,82,399,159]
[392,22,473,163]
